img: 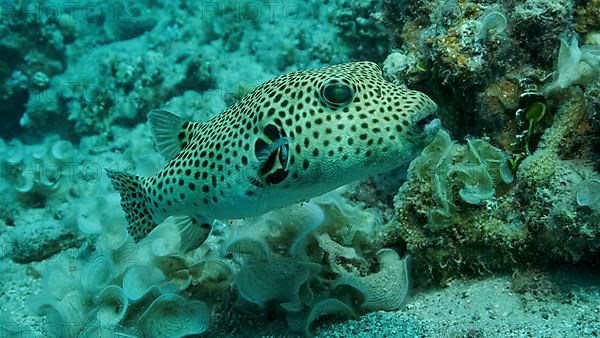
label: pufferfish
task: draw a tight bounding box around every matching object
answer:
[107,61,440,250]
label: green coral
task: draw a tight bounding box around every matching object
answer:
[518,89,586,187]
[411,129,513,230]
[226,191,410,335]
[389,129,526,284]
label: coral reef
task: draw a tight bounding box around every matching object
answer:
[21,44,217,138]
[332,0,391,61]
[0,0,70,138]
[530,161,600,262]
[14,0,347,141]
[370,0,600,285]
[385,88,600,285]
[380,0,584,141]
[387,130,522,284]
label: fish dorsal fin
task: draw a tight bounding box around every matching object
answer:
[147,109,193,160]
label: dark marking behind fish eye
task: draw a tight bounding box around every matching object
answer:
[257,139,290,185]
[264,124,280,141]
[254,138,268,158]
[266,168,288,185]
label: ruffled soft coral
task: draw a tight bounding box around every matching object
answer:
[545,36,600,94]
[225,189,411,335]
[30,183,409,336]
[334,249,410,312]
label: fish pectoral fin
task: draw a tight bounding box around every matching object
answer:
[173,216,213,252]
[147,109,195,160]
[256,137,290,185]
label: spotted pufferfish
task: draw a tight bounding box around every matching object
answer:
[107,61,440,250]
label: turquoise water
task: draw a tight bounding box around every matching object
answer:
[1,1,599,337]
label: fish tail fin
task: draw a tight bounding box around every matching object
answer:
[105,169,157,243]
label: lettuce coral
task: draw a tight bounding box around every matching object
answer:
[334,249,410,312]
[389,129,527,283]
[409,129,513,230]
[0,136,76,207]
[27,190,211,337]
[28,181,410,336]
[138,294,209,338]
[225,189,410,335]
[95,286,128,327]
[545,36,600,94]
[388,89,600,283]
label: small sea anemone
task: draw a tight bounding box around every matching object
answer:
[95,286,129,327]
[576,178,600,212]
[545,36,600,94]
[478,11,508,41]
[138,293,209,338]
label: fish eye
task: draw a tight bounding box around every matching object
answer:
[320,80,354,108]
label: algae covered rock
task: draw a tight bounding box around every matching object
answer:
[7,209,83,263]
[0,0,70,138]
[388,129,521,284]
[386,90,600,284]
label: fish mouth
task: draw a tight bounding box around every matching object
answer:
[413,95,439,138]
[413,114,441,144]
[415,113,437,131]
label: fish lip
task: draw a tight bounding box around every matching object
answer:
[412,118,441,145]
[413,96,439,141]
[423,118,441,139]
[415,113,436,130]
